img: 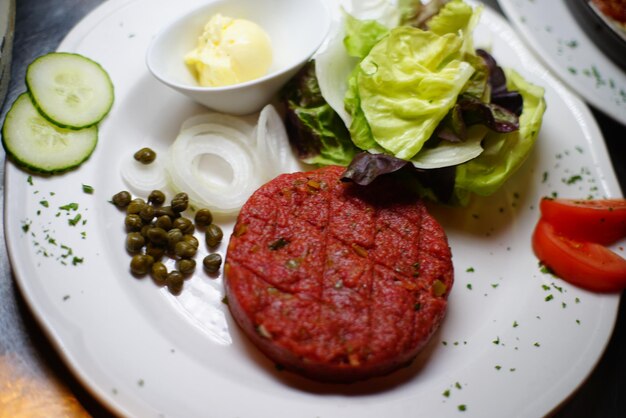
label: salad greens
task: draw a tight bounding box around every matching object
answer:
[281,0,546,205]
[282,62,357,166]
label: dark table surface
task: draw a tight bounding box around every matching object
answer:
[1,0,625,417]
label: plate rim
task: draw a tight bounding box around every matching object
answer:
[3,0,623,417]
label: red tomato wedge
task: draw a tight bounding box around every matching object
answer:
[539,198,626,245]
[532,219,626,292]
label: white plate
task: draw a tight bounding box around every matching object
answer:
[4,1,625,417]
[497,0,626,126]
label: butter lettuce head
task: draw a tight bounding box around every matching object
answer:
[348,26,475,159]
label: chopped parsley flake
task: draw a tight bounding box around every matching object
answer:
[59,202,79,211]
[82,184,94,194]
[72,257,84,266]
[540,263,554,275]
[565,175,583,185]
[466,267,475,273]
[443,389,451,398]
[27,176,33,185]
[39,200,49,208]
[492,337,500,345]
[534,342,540,347]
[68,214,82,226]
[545,294,554,302]
[466,283,473,290]
[513,321,519,328]
[495,365,502,370]
[458,405,467,412]
[552,283,564,293]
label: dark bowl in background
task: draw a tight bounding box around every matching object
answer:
[566,0,626,71]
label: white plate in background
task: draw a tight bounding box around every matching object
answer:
[498,0,626,126]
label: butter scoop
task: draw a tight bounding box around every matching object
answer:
[184,14,273,87]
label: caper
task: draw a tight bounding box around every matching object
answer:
[166,270,184,294]
[131,197,146,205]
[172,217,194,234]
[140,224,151,238]
[167,228,184,250]
[126,232,145,253]
[145,242,166,260]
[112,190,132,208]
[203,253,222,273]
[154,215,172,231]
[182,234,199,249]
[130,254,154,275]
[154,205,177,219]
[134,147,157,164]
[124,214,143,231]
[205,224,223,248]
[139,204,155,223]
[194,208,213,227]
[151,262,168,285]
[126,200,145,215]
[146,227,168,246]
[174,241,197,258]
[171,192,189,213]
[177,258,196,275]
[148,189,166,206]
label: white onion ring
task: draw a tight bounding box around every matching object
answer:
[120,156,170,197]
[167,122,261,214]
[256,105,302,178]
[114,105,300,215]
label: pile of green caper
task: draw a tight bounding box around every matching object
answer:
[111,189,223,295]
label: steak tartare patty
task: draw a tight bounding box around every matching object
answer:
[224,165,453,382]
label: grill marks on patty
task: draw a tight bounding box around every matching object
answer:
[225,165,453,380]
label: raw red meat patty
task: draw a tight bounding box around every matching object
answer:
[224,165,453,382]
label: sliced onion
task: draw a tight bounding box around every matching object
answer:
[110,106,304,216]
[120,156,170,197]
[256,105,302,178]
[167,122,261,214]
[411,126,487,169]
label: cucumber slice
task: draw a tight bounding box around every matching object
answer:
[2,93,98,173]
[26,52,114,129]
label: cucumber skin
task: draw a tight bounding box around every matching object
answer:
[2,93,99,175]
[25,52,115,130]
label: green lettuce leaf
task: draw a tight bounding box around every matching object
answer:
[453,69,546,202]
[349,26,475,159]
[282,61,357,166]
[427,0,473,36]
[343,12,390,59]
